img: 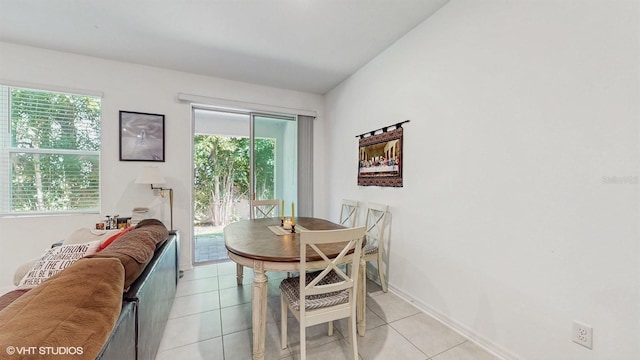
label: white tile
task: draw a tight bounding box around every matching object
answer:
[220,330,255,360]
[219,284,252,308]
[333,307,386,335]
[181,264,218,281]
[218,273,254,289]
[366,292,421,323]
[222,322,291,360]
[366,279,384,297]
[155,337,224,360]
[431,341,501,360]
[158,310,222,351]
[176,277,219,297]
[157,260,499,360]
[282,316,345,354]
[221,301,280,335]
[218,261,252,276]
[268,295,289,323]
[292,338,360,360]
[390,312,466,357]
[268,280,284,297]
[221,303,253,335]
[233,269,285,289]
[169,290,220,319]
[357,325,428,360]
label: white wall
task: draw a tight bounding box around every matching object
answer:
[324,0,639,359]
[0,41,325,287]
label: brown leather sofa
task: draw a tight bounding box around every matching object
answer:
[97,231,179,360]
[0,225,179,360]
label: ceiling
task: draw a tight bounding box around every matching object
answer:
[0,0,448,94]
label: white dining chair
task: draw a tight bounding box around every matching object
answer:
[339,199,359,228]
[363,202,389,292]
[280,226,365,360]
[251,199,280,219]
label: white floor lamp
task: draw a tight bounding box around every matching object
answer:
[135,166,173,231]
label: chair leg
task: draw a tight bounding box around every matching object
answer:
[300,323,306,360]
[280,296,288,349]
[235,263,244,286]
[328,321,334,336]
[377,255,387,293]
[349,315,358,359]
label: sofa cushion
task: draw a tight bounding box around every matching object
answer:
[63,228,122,246]
[91,252,149,290]
[13,257,37,286]
[0,289,30,312]
[0,257,125,360]
[16,240,101,290]
[97,224,168,263]
[99,226,134,251]
[135,218,166,229]
[87,222,168,289]
[12,227,127,286]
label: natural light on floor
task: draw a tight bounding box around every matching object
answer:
[155,261,500,359]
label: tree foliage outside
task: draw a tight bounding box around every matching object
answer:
[193,134,275,226]
[6,87,101,213]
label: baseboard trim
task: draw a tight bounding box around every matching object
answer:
[387,283,519,360]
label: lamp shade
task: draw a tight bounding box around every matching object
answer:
[135,166,166,185]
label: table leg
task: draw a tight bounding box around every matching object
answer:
[357,257,367,336]
[236,263,244,286]
[251,261,268,360]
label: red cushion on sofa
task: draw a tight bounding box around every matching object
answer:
[99,227,134,251]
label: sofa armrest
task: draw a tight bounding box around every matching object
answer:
[95,301,136,360]
[0,258,125,360]
[124,234,178,360]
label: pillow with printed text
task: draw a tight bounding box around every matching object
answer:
[17,240,101,289]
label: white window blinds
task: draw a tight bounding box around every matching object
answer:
[0,85,101,215]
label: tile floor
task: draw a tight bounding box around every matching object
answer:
[156,261,501,360]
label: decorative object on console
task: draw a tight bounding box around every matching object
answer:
[136,166,174,230]
[119,110,165,162]
[105,214,119,230]
[356,120,408,187]
[132,207,150,226]
[117,217,132,229]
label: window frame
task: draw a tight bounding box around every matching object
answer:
[0,83,103,216]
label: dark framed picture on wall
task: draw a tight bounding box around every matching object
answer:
[358,126,404,187]
[119,111,165,162]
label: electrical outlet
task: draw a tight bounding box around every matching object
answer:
[572,321,593,349]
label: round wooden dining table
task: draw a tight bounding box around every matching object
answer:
[224,217,367,360]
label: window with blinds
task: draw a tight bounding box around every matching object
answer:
[0,85,101,215]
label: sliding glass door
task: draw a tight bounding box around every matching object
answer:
[193,109,297,264]
[251,114,297,206]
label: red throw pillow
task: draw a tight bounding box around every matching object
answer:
[99,227,134,251]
